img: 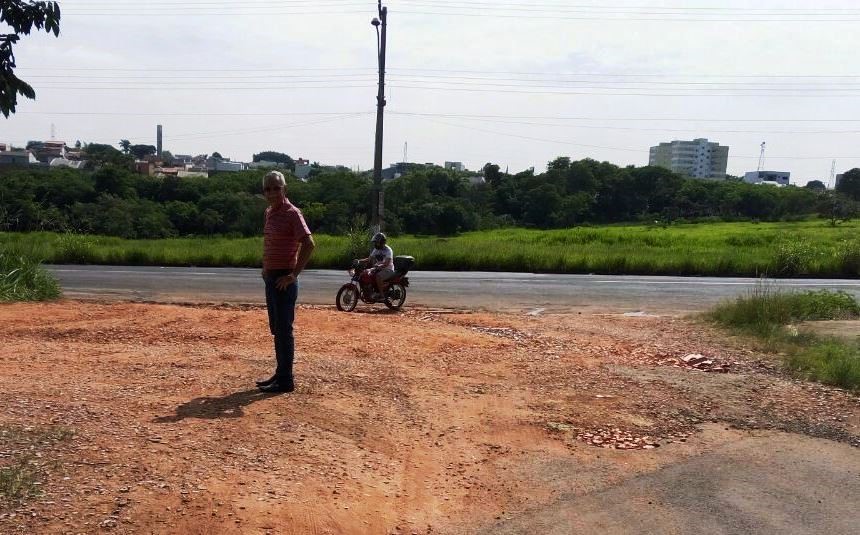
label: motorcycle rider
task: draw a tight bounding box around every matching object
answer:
[361,232,395,300]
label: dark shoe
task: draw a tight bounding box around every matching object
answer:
[256,374,277,387]
[259,380,295,393]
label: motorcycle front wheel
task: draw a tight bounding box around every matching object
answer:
[384,283,407,310]
[336,284,359,312]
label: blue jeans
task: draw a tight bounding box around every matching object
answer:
[264,270,298,382]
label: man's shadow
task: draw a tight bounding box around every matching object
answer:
[153,389,277,423]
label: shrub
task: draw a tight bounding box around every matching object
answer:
[835,240,860,276]
[707,286,860,338]
[0,252,61,302]
[774,239,816,276]
[788,340,860,390]
[55,233,97,264]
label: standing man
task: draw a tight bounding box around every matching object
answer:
[257,171,315,393]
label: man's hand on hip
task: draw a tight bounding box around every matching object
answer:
[275,273,296,290]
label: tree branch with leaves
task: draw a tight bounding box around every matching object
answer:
[1,1,61,117]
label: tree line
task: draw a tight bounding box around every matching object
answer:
[1,157,858,239]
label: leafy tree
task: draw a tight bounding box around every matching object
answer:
[211,151,223,160]
[253,151,295,170]
[118,139,131,154]
[483,163,501,186]
[818,191,859,226]
[836,168,860,201]
[805,180,826,192]
[0,1,61,117]
[93,165,135,198]
[129,144,157,160]
[83,143,133,168]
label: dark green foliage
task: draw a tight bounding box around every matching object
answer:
[129,144,157,160]
[1,1,61,117]
[836,168,860,201]
[83,143,133,168]
[0,157,833,240]
[253,151,295,170]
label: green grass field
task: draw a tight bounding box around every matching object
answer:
[1,220,859,277]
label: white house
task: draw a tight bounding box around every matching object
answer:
[744,171,790,186]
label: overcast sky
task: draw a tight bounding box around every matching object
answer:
[3,0,860,185]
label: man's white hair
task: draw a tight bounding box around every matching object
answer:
[263,171,286,188]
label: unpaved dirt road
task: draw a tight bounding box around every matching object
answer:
[1,301,859,534]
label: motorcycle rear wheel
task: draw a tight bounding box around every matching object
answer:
[336,285,359,312]
[384,283,407,310]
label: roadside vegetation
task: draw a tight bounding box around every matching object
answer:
[707,286,860,389]
[0,247,61,302]
[2,160,858,240]
[2,220,859,277]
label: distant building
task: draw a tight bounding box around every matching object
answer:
[214,160,245,172]
[444,161,465,172]
[28,140,67,163]
[649,138,729,180]
[382,162,410,181]
[744,171,790,186]
[154,167,183,177]
[0,150,38,166]
[294,158,312,180]
[466,175,486,186]
[177,170,209,178]
[49,157,87,169]
[248,160,287,170]
[135,161,155,175]
[205,156,245,172]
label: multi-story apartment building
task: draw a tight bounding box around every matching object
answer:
[649,138,729,180]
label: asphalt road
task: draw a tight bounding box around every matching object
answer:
[486,430,860,535]
[48,265,860,314]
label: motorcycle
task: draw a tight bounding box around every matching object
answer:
[335,256,414,312]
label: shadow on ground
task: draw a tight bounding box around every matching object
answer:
[153,389,280,423]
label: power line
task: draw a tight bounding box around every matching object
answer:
[58,3,860,22]
[18,110,860,123]
[388,112,860,134]
[31,85,376,90]
[404,115,860,160]
[21,73,860,90]
[165,113,369,141]
[388,84,860,98]
[17,67,860,80]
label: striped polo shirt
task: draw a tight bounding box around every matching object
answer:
[263,199,312,271]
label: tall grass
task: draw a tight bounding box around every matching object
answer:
[708,286,860,338]
[707,287,860,390]
[1,220,859,276]
[789,340,860,390]
[0,249,61,302]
